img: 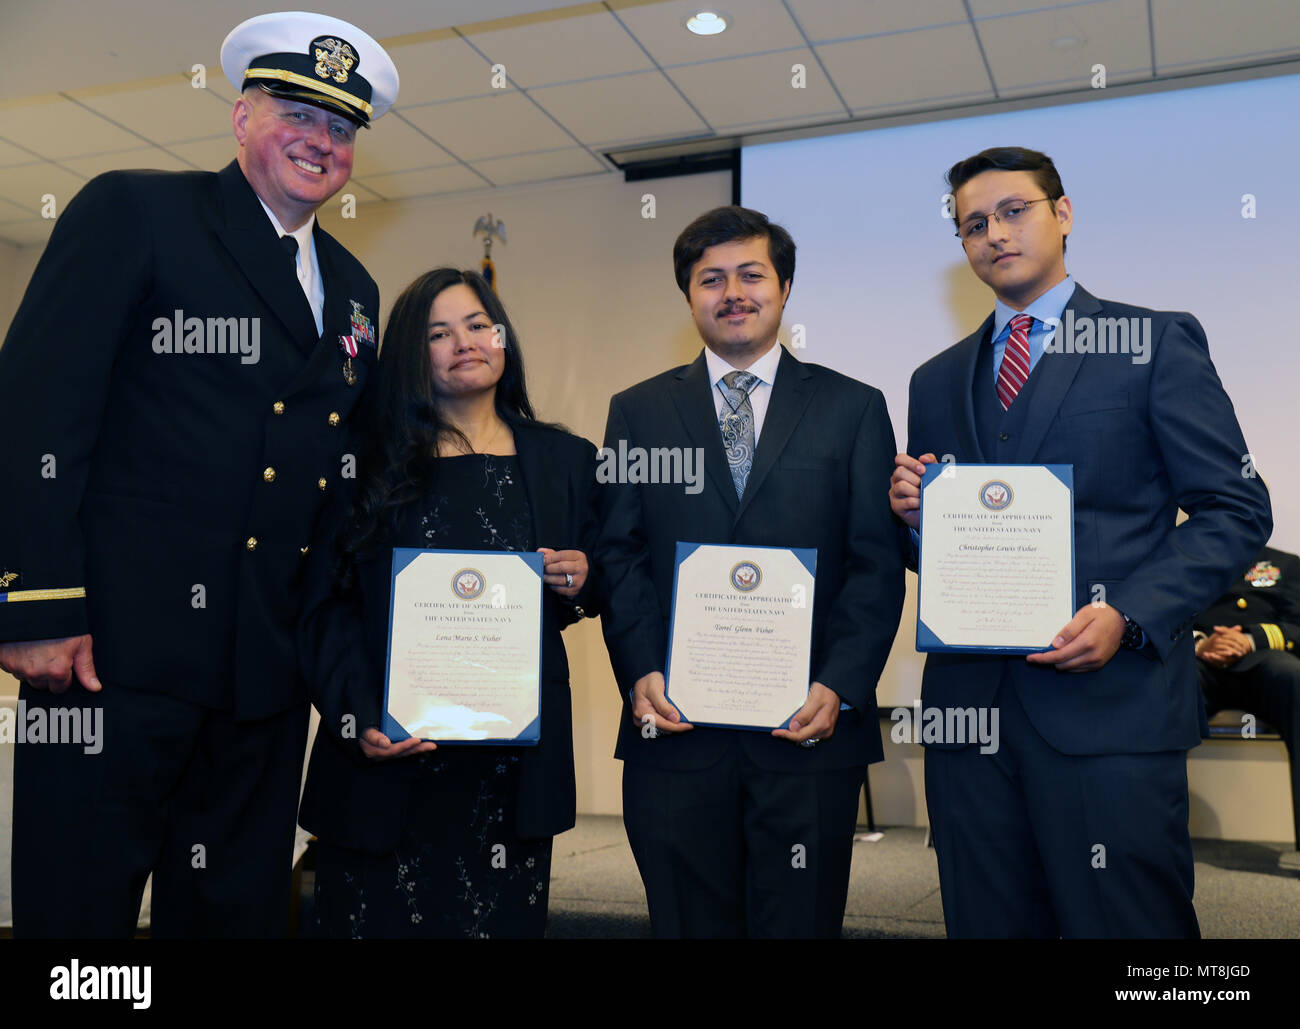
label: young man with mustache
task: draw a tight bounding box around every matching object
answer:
[599,205,904,937]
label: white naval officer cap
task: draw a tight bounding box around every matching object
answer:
[220,11,399,127]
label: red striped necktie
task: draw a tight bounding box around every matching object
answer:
[996,313,1034,410]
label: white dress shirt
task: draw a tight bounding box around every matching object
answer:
[703,339,783,442]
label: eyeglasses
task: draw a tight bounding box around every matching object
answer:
[955,197,1054,241]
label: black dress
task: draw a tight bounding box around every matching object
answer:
[312,454,553,939]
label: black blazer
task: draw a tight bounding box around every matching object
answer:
[597,346,906,773]
[0,161,379,720]
[297,421,601,853]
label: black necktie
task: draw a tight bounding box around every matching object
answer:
[279,234,299,271]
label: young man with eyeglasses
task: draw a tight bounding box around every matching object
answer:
[888,147,1271,937]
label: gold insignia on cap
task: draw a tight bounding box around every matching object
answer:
[1236,598,1247,609]
[314,38,356,84]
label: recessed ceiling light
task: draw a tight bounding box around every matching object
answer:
[686,11,728,36]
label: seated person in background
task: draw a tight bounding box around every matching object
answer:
[297,268,600,938]
[1195,545,1299,846]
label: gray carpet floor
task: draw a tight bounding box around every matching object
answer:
[542,815,1300,939]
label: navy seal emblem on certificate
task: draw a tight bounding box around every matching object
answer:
[451,567,485,600]
[978,479,1013,511]
[729,560,762,592]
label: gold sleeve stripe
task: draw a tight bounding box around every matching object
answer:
[244,68,374,116]
[0,587,86,603]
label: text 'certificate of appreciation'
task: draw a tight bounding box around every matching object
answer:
[917,464,1074,654]
[383,548,543,744]
[664,542,816,731]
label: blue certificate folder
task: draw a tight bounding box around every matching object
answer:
[382,547,543,745]
[663,541,818,732]
[916,464,1075,655]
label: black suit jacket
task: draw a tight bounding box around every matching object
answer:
[597,346,905,773]
[296,421,601,852]
[0,161,379,720]
[906,284,1272,753]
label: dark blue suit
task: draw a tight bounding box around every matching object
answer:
[907,283,1271,937]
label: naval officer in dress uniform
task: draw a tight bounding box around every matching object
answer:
[0,12,398,937]
[1195,546,1300,850]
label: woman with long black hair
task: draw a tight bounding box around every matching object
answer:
[297,268,599,938]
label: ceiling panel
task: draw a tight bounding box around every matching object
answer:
[72,79,231,145]
[401,92,575,160]
[1152,0,1300,71]
[351,114,456,177]
[164,134,237,170]
[470,146,608,185]
[385,33,505,107]
[969,0,1104,14]
[609,0,805,66]
[667,48,846,131]
[352,163,491,199]
[338,179,387,204]
[0,137,38,168]
[1,0,599,99]
[786,0,969,41]
[0,162,88,216]
[979,0,1151,92]
[0,197,33,223]
[464,6,654,87]
[61,146,193,179]
[203,77,240,104]
[0,219,55,247]
[818,23,994,112]
[531,69,710,146]
[0,97,146,160]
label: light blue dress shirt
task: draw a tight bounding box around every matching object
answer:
[988,274,1076,387]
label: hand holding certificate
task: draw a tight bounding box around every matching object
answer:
[383,548,543,744]
[917,464,1075,653]
[664,542,817,730]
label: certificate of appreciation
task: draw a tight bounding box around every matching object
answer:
[917,464,1074,653]
[664,542,817,731]
[382,548,543,744]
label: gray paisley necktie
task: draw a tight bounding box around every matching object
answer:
[718,370,759,498]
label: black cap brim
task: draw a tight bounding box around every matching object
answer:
[255,81,369,128]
